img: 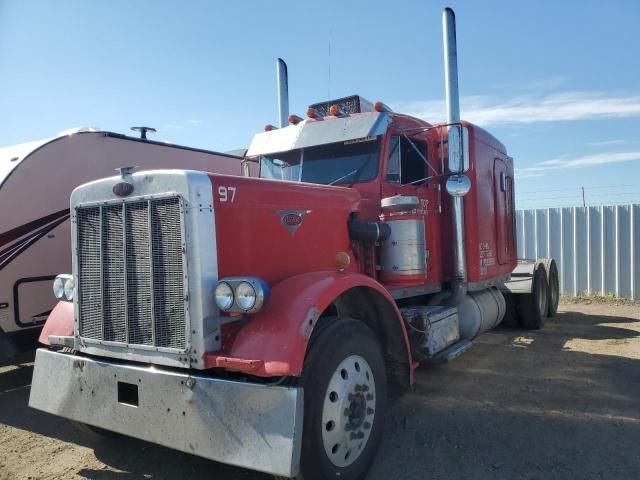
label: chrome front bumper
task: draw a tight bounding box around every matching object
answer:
[29,349,303,477]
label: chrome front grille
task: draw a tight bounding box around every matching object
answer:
[76,197,187,351]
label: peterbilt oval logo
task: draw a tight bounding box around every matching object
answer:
[276,209,312,235]
[282,213,303,227]
[113,182,134,197]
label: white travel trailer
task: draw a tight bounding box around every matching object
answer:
[0,128,244,352]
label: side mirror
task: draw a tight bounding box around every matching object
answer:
[446,125,469,173]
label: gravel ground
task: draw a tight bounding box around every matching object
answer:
[1,301,639,480]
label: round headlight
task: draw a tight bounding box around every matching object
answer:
[235,281,257,311]
[53,277,65,299]
[63,277,75,301]
[214,282,234,311]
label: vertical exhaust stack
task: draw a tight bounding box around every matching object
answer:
[442,7,471,302]
[277,58,289,128]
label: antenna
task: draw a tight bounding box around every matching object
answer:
[328,30,332,99]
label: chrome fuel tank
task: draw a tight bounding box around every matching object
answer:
[380,215,426,284]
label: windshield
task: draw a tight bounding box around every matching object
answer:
[258,137,380,185]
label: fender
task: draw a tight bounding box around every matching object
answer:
[38,300,74,345]
[204,271,413,381]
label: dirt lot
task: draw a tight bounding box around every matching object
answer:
[1,301,639,480]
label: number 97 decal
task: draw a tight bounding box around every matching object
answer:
[217,186,236,202]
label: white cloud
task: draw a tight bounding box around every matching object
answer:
[516,151,640,178]
[537,151,640,168]
[393,91,640,126]
[162,119,203,131]
[585,139,630,147]
[515,171,546,179]
[490,76,568,92]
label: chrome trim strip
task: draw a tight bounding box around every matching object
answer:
[389,283,442,300]
[468,273,511,292]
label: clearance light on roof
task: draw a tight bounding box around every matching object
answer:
[329,104,346,117]
[374,101,392,112]
[264,124,278,131]
[288,114,304,125]
[306,107,322,119]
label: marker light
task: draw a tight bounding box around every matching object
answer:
[264,124,278,132]
[374,101,392,112]
[306,107,322,119]
[335,252,351,272]
[288,114,304,125]
[214,282,234,311]
[329,104,345,116]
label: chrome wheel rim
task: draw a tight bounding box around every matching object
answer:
[321,355,376,467]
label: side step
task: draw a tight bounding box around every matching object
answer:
[430,339,473,364]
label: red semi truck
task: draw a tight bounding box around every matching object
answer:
[29,9,558,480]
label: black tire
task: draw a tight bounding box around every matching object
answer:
[297,317,387,480]
[539,258,559,317]
[500,291,520,328]
[518,264,549,329]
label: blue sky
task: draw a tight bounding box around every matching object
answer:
[1,0,639,208]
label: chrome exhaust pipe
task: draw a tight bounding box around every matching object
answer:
[443,7,460,140]
[442,7,470,302]
[276,58,289,128]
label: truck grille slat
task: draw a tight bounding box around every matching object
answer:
[125,202,153,345]
[102,205,126,342]
[77,196,187,351]
[77,207,102,340]
[151,199,186,349]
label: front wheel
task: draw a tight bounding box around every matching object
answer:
[298,318,387,480]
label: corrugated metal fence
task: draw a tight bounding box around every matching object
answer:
[516,204,640,300]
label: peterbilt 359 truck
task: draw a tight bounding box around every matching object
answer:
[29,9,558,480]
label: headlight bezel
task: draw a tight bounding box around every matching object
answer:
[214,281,235,311]
[53,274,74,301]
[235,281,257,311]
[214,277,268,314]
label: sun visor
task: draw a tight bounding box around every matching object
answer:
[246,112,391,157]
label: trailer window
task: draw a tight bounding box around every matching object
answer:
[385,136,428,184]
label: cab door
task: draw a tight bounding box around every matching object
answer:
[380,133,437,280]
[493,158,515,265]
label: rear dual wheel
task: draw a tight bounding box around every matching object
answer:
[501,259,560,329]
[539,258,559,317]
[518,263,549,329]
[292,318,387,480]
